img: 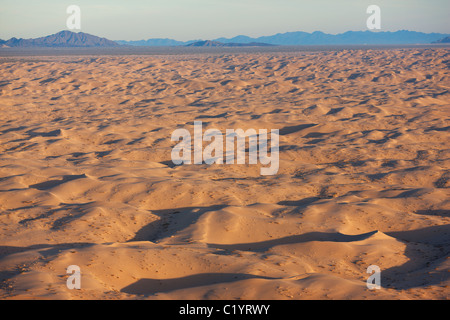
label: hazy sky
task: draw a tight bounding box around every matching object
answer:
[0,0,449,40]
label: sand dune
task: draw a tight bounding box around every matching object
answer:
[0,48,449,299]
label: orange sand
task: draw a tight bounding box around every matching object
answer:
[0,48,449,299]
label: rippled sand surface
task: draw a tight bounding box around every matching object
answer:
[0,48,449,299]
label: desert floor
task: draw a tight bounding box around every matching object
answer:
[0,48,449,299]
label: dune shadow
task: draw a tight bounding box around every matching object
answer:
[305,138,326,145]
[129,205,227,242]
[29,174,87,191]
[277,196,321,207]
[0,242,95,287]
[0,126,28,134]
[39,77,59,84]
[159,160,179,168]
[414,209,449,217]
[326,107,344,115]
[121,272,278,295]
[279,123,317,135]
[26,129,63,138]
[17,201,95,230]
[0,242,94,258]
[208,231,378,252]
[195,112,228,119]
[383,224,450,290]
[424,125,450,133]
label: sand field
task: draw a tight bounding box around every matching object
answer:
[0,48,449,299]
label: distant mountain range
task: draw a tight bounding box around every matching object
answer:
[1,30,450,48]
[0,30,119,47]
[118,30,450,46]
[433,36,450,43]
[186,40,275,47]
[115,38,187,47]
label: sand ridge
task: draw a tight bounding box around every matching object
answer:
[0,48,449,299]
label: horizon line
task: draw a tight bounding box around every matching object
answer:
[2,29,449,42]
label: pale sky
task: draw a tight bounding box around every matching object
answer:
[0,0,448,40]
